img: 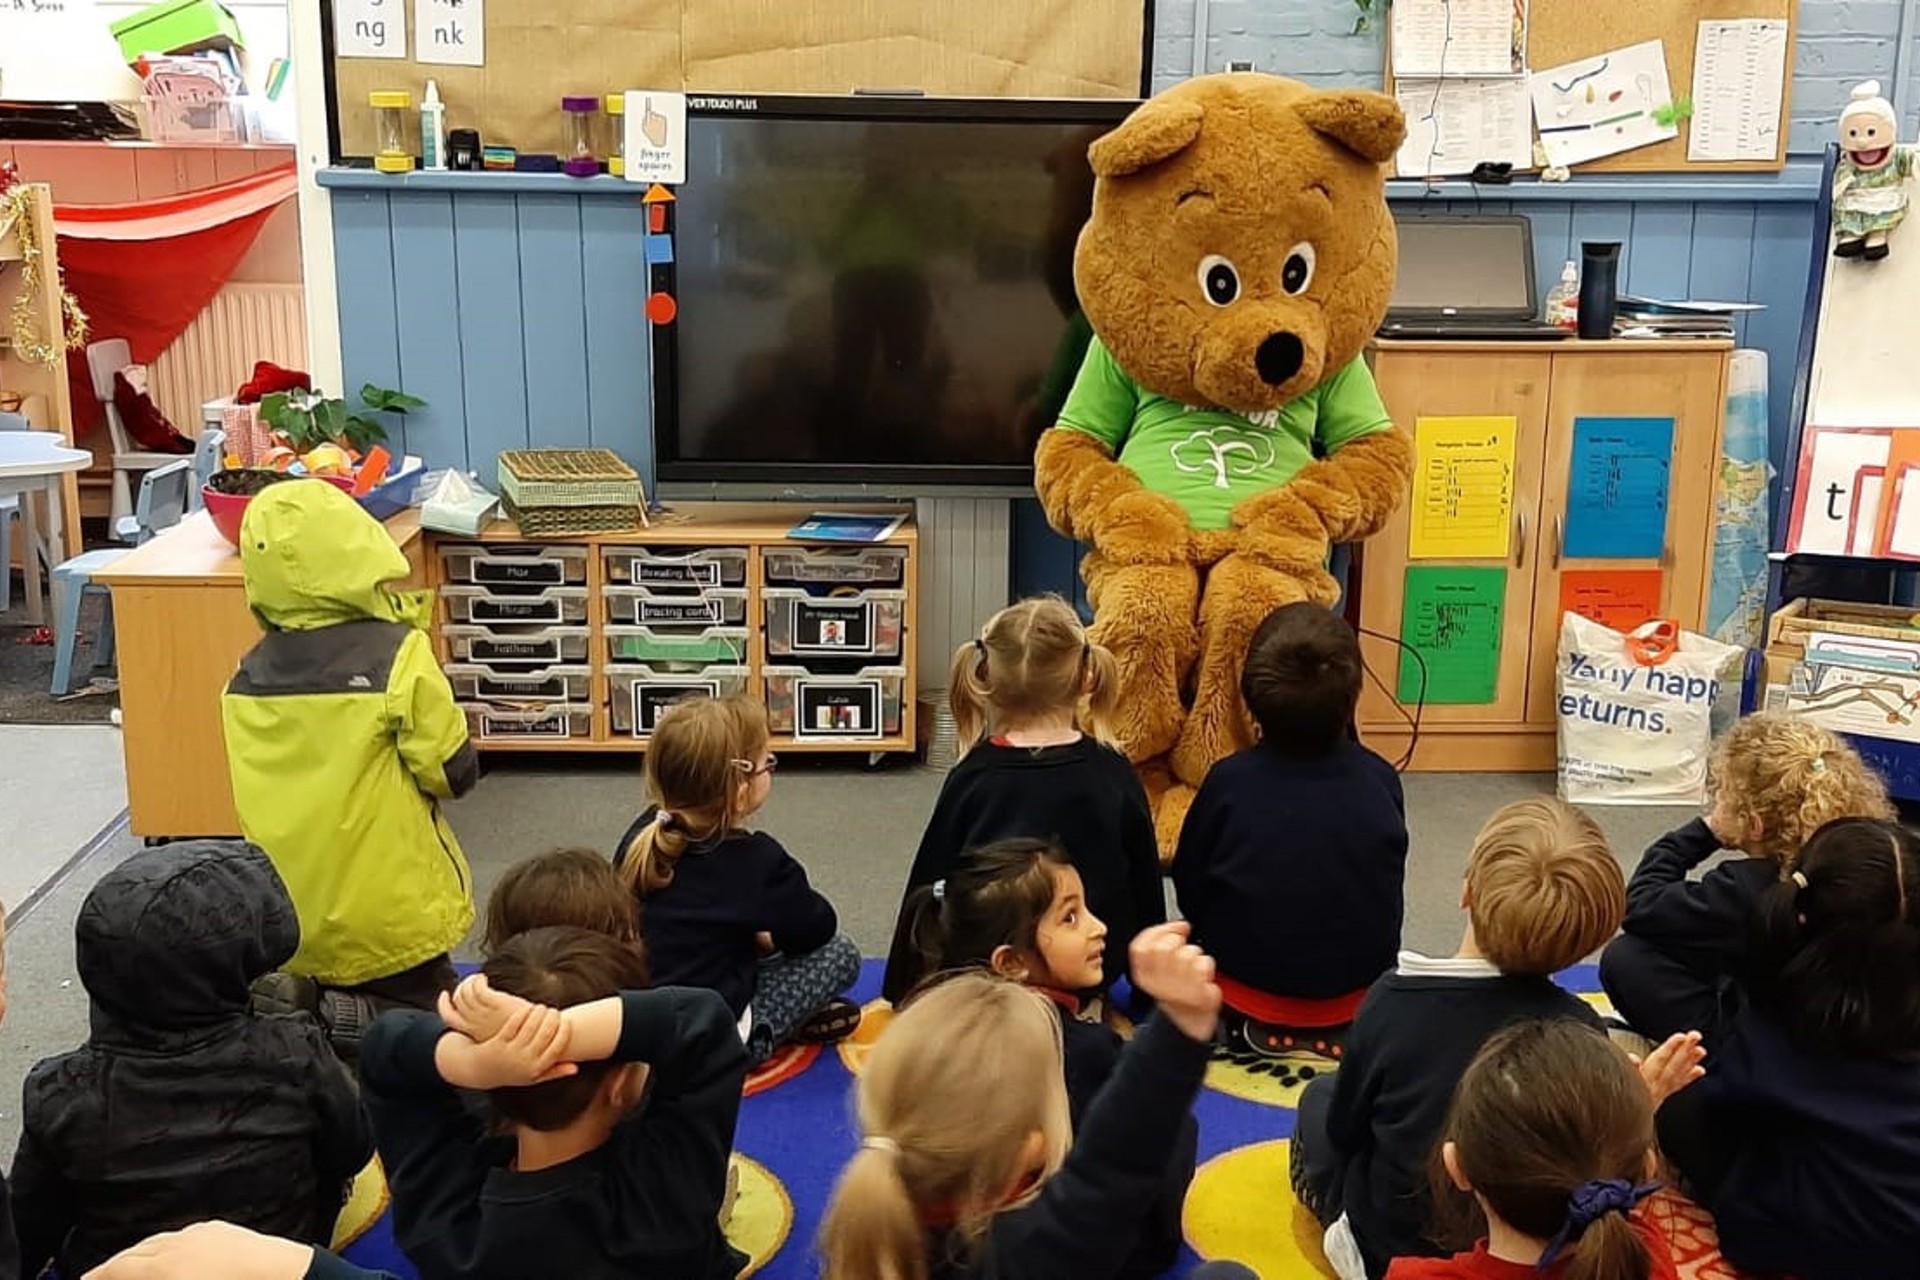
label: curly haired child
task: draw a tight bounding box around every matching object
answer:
[1599,713,1892,1049]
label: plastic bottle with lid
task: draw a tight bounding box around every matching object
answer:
[1544,260,1579,330]
[420,79,447,171]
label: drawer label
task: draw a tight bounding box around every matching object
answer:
[474,637,562,663]
[795,679,883,740]
[474,596,563,623]
[475,560,563,586]
[636,597,724,624]
[478,675,565,700]
[481,711,570,738]
[791,599,876,655]
[634,560,720,587]
[633,680,721,735]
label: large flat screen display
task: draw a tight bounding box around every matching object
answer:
[652,96,1134,490]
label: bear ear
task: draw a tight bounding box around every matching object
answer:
[1294,89,1408,164]
[1088,97,1206,177]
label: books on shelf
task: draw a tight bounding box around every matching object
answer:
[785,511,908,543]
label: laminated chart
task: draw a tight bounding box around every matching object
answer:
[1409,415,1517,560]
[1398,565,1506,704]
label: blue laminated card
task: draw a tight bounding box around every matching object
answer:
[1564,416,1674,560]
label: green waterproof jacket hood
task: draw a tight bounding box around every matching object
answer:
[239,480,432,633]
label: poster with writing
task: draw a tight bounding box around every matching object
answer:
[1564,417,1674,559]
[1560,568,1665,633]
[1409,415,1517,560]
[1397,566,1507,705]
[335,0,406,58]
[414,0,484,67]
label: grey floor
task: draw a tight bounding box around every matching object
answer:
[0,747,1694,1158]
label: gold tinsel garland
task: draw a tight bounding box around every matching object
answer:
[4,186,90,367]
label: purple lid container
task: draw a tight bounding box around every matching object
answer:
[563,156,601,177]
[561,96,600,113]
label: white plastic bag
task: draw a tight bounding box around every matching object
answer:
[418,469,498,536]
[1556,614,1742,805]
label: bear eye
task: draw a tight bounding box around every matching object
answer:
[1281,242,1316,295]
[1197,255,1240,307]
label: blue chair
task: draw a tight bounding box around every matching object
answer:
[50,458,193,696]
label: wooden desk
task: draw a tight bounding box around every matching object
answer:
[95,510,424,839]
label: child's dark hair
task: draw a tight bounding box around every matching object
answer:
[1753,817,1920,1058]
[1436,1020,1658,1280]
[882,839,1071,1004]
[1240,602,1360,755]
[481,926,648,1131]
[484,847,644,960]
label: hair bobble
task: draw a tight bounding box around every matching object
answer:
[654,809,678,831]
[973,637,987,656]
[1537,1179,1660,1267]
[930,879,946,902]
[1810,756,1829,775]
[1792,870,1810,890]
[862,1135,901,1155]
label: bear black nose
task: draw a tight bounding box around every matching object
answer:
[1255,332,1304,386]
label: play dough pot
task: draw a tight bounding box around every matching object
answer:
[203,470,353,547]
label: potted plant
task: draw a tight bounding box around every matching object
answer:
[257,383,425,478]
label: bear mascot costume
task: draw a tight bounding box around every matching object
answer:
[1035,73,1414,860]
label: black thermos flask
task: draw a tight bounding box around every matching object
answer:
[1577,241,1621,340]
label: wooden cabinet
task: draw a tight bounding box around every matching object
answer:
[1357,338,1732,771]
[0,183,81,557]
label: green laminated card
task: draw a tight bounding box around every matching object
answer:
[1397,566,1506,705]
[109,0,244,62]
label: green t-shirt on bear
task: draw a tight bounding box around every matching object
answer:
[1056,336,1394,531]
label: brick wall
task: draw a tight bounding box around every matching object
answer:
[1151,0,1910,155]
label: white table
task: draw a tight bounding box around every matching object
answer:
[0,432,91,626]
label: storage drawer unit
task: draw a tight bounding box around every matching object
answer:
[461,702,594,741]
[607,663,752,736]
[604,586,748,628]
[603,546,748,588]
[764,664,907,740]
[763,545,907,587]
[443,625,592,668]
[445,663,592,704]
[764,587,906,659]
[604,625,748,666]
[439,543,589,588]
[442,585,590,626]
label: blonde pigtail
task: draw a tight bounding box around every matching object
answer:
[1080,640,1122,746]
[819,1144,930,1280]
[947,639,994,754]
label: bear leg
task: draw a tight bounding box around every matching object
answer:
[1135,756,1195,868]
[1082,551,1201,763]
[1172,552,1328,788]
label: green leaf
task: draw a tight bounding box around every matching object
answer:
[360,384,425,414]
[314,398,347,443]
[343,413,389,450]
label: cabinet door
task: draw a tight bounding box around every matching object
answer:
[1526,349,1729,725]
[1358,349,1554,729]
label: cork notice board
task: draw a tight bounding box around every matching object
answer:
[330,0,1147,160]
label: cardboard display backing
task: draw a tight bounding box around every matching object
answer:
[330,0,1147,159]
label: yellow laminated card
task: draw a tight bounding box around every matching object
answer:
[1409,415,1517,560]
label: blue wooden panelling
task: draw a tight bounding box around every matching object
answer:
[387,193,466,467]
[451,194,532,469]
[578,198,652,476]
[515,195,591,452]
[329,191,403,447]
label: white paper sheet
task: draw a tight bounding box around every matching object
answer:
[1394,78,1535,177]
[1889,466,1920,559]
[414,0,484,67]
[1791,428,1892,556]
[334,0,406,59]
[1529,40,1678,168]
[1390,0,1526,78]
[1687,19,1788,162]
[624,91,687,186]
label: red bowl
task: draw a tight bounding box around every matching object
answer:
[204,474,355,548]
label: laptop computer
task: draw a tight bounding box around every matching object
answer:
[1376,214,1569,340]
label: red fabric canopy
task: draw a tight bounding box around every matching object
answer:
[52,163,297,436]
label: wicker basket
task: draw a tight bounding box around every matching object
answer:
[498,448,644,509]
[502,496,643,535]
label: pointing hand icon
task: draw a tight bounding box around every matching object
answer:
[641,97,669,148]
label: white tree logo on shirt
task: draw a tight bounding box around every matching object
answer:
[1172,424,1277,489]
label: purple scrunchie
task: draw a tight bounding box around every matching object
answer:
[1536,1179,1660,1268]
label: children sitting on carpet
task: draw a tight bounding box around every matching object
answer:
[1172,602,1408,1057]
[884,838,1194,1280]
[484,846,643,957]
[1653,817,1920,1280]
[1387,1020,1701,1280]
[1599,713,1890,1050]
[12,841,371,1279]
[224,481,478,1052]
[360,925,747,1279]
[822,922,1253,1280]
[881,595,1162,1005]
[615,694,862,1063]
[1289,798,1627,1280]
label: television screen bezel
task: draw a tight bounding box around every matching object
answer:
[650,93,1138,494]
